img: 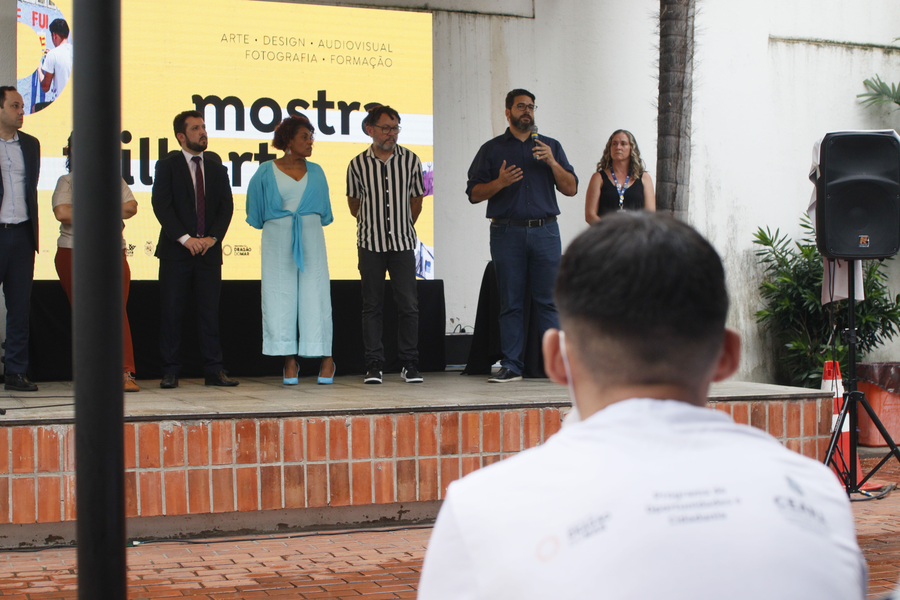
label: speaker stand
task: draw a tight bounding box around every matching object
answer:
[823,259,900,499]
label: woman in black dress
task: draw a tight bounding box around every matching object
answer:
[584,129,656,223]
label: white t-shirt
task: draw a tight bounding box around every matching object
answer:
[42,42,73,102]
[51,173,136,249]
[418,398,866,600]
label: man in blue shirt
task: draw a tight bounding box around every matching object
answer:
[466,89,578,382]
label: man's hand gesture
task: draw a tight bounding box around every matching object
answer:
[496,160,523,188]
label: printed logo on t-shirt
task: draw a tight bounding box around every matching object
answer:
[567,513,610,545]
[535,535,560,562]
[646,487,740,525]
[774,495,827,533]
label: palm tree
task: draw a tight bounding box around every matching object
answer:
[656,0,696,218]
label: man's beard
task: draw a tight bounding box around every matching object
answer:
[186,138,208,153]
[510,114,534,133]
[374,139,396,152]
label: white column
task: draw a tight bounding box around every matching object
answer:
[0,0,15,83]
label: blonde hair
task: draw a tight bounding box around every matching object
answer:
[597,129,645,180]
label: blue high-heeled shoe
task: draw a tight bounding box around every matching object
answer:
[283,364,299,385]
[318,363,335,385]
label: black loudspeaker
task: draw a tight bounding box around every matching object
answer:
[815,131,900,260]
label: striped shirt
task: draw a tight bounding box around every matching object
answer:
[346,145,425,253]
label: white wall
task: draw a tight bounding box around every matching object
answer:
[271,0,533,17]
[432,0,659,332]
[690,0,900,381]
[0,0,15,84]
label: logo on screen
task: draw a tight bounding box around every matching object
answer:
[126,243,136,258]
[233,245,252,256]
[144,241,154,256]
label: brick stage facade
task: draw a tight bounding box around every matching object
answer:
[0,392,837,526]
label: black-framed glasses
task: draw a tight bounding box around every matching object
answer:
[376,125,401,134]
[515,103,537,111]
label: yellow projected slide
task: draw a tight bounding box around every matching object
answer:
[21,0,433,280]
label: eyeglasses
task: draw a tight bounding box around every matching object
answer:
[376,125,401,134]
[515,103,537,111]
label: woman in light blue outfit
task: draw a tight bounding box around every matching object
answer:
[246,115,336,384]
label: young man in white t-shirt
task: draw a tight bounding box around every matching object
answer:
[418,213,866,600]
[38,18,73,103]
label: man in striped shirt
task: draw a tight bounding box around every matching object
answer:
[347,105,425,384]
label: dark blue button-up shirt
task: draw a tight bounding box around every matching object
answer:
[466,128,577,220]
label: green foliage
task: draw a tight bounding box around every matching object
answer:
[859,38,900,110]
[754,215,900,388]
[858,74,900,109]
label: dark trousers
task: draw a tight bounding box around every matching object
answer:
[0,227,34,375]
[358,247,418,368]
[158,258,224,375]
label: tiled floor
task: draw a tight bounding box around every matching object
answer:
[1,446,899,598]
[856,451,900,599]
[1,497,899,599]
[0,527,431,599]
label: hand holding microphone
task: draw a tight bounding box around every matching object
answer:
[531,127,557,166]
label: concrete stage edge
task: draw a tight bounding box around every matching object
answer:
[0,373,830,546]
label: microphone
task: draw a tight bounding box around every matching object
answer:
[531,125,539,159]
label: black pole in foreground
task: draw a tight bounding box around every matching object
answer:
[847,260,859,489]
[73,0,126,598]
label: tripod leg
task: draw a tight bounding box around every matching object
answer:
[856,393,900,477]
[857,394,900,457]
[825,394,852,491]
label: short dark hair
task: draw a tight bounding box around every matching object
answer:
[49,19,69,39]
[363,105,400,128]
[0,86,17,108]
[555,212,729,386]
[506,89,535,110]
[173,110,203,137]
[65,132,72,172]
[272,115,315,151]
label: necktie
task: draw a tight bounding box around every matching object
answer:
[191,156,206,237]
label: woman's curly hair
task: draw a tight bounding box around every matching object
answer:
[597,129,645,180]
[272,115,315,151]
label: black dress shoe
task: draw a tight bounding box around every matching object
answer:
[5,373,37,392]
[488,367,523,383]
[160,373,179,389]
[205,371,239,387]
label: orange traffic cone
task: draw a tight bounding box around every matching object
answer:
[823,361,882,489]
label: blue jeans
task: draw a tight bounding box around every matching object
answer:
[489,221,561,375]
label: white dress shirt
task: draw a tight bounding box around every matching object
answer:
[0,133,29,224]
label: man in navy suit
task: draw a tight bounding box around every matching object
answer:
[0,86,40,392]
[151,110,237,388]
